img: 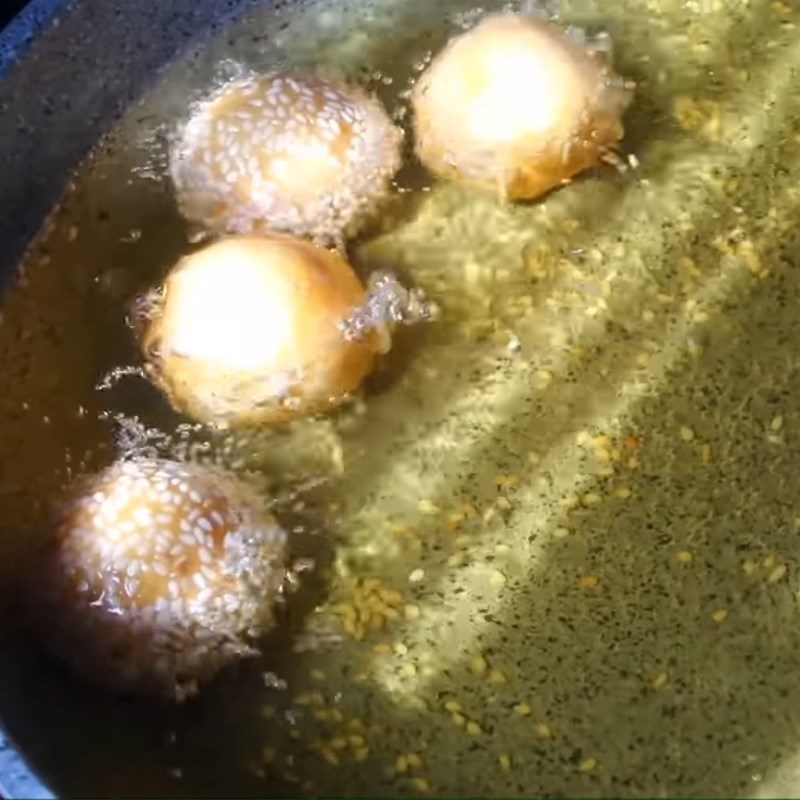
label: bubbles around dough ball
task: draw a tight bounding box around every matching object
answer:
[36,458,287,700]
[142,234,383,427]
[171,73,404,244]
[412,13,633,200]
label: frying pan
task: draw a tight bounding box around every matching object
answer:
[5,0,800,797]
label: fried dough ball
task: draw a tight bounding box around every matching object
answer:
[412,13,632,199]
[171,73,403,243]
[36,458,287,700]
[141,234,383,427]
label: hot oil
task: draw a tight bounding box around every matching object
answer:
[2,0,800,796]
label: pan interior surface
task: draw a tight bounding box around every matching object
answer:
[2,0,800,797]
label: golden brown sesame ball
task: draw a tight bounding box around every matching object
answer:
[171,73,403,244]
[141,234,383,427]
[412,13,632,200]
[37,458,287,700]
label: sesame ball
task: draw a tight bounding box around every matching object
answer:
[141,233,384,427]
[412,13,632,200]
[37,458,287,700]
[171,73,403,244]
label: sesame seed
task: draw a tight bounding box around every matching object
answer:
[534,722,552,739]
[680,426,695,442]
[768,564,787,583]
[465,721,483,736]
[471,654,488,674]
[487,668,508,685]
[651,672,669,689]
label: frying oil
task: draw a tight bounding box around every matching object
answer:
[2,0,800,796]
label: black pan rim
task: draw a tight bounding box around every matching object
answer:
[0,0,69,796]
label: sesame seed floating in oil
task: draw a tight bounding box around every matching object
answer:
[171,72,403,244]
[34,458,287,700]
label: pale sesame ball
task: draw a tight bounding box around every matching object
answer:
[171,73,403,244]
[37,458,287,700]
[412,13,632,200]
[142,234,383,427]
